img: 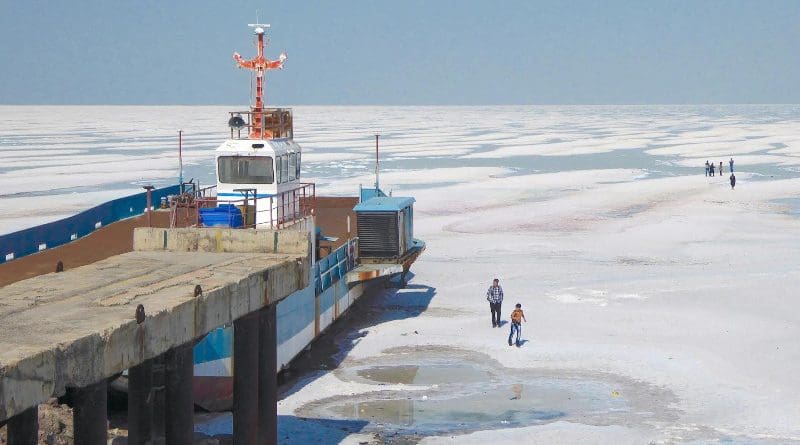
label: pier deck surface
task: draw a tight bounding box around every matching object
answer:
[0,250,307,421]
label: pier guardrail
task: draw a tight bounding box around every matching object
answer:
[0,184,180,264]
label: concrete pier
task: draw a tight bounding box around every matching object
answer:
[6,406,37,445]
[127,359,153,445]
[151,357,167,442]
[0,227,311,442]
[259,304,278,445]
[165,343,194,444]
[72,380,107,445]
[233,312,260,445]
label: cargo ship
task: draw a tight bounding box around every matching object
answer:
[0,20,425,411]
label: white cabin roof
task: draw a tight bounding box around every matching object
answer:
[215,138,301,157]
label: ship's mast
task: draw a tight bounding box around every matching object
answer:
[233,23,287,139]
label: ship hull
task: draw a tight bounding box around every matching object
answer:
[192,268,367,411]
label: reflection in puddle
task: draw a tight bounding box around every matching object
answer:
[300,351,638,438]
[356,364,490,385]
[329,389,568,433]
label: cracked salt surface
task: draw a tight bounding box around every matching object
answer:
[7,106,800,443]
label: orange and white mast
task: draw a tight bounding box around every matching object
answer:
[233,23,287,139]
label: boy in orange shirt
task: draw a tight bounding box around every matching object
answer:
[508,303,527,347]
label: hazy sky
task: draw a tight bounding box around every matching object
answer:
[1,0,799,105]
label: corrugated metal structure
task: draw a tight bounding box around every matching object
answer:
[357,212,400,257]
[354,195,416,260]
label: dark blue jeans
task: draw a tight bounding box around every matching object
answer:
[490,302,502,326]
[509,322,521,345]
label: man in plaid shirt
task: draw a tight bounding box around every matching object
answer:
[486,278,504,327]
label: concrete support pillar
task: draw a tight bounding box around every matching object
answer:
[151,357,167,442]
[233,312,259,445]
[165,343,194,445]
[128,359,152,445]
[72,380,107,445]
[7,406,38,445]
[259,304,278,445]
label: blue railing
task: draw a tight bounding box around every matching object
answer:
[314,238,358,294]
[0,185,180,264]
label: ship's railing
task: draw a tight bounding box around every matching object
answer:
[0,184,181,264]
[315,238,358,294]
[185,183,315,229]
[260,183,315,228]
[167,182,218,228]
[181,181,217,199]
[229,108,293,140]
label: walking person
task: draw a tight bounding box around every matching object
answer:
[730,174,736,189]
[710,162,716,177]
[729,157,734,173]
[508,303,527,347]
[720,161,724,175]
[705,160,710,177]
[486,278,504,328]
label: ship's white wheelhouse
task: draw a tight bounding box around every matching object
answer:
[214,138,303,227]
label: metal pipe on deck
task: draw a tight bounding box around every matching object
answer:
[7,406,38,445]
[259,304,278,445]
[128,359,153,445]
[233,312,259,444]
[72,380,107,445]
[165,343,194,444]
[143,185,155,227]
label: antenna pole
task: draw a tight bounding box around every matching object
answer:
[374,134,380,190]
[233,22,287,140]
[178,130,183,185]
[255,31,265,139]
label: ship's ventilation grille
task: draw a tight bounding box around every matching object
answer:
[357,212,399,258]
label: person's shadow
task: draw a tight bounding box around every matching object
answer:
[497,320,508,328]
[516,339,529,347]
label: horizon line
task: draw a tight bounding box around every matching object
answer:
[1,103,799,107]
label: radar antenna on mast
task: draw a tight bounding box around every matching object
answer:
[247,22,271,34]
[249,10,269,32]
[233,19,287,139]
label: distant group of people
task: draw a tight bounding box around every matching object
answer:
[705,157,736,189]
[486,278,527,347]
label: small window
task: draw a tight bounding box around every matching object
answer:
[281,155,289,183]
[288,153,297,181]
[295,151,301,179]
[275,156,283,183]
[218,156,274,184]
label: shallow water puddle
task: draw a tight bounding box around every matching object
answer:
[355,363,490,385]
[296,348,651,438]
[324,375,622,433]
[773,197,800,216]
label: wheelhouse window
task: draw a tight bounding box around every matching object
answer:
[276,156,283,183]
[288,153,297,181]
[296,151,301,179]
[217,156,274,184]
[281,156,289,183]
